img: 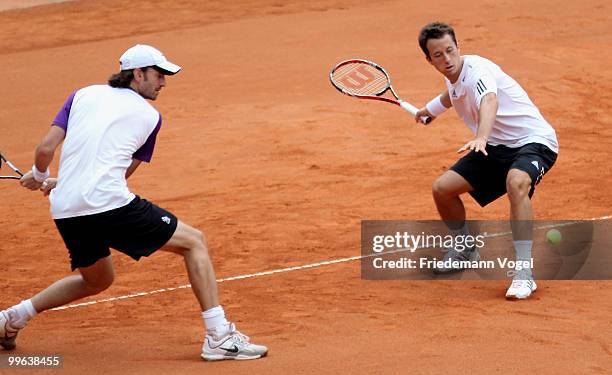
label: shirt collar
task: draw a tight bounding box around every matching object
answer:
[446,56,469,99]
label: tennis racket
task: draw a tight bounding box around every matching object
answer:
[0,151,24,180]
[330,59,431,124]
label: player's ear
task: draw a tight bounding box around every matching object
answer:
[423,45,433,63]
[133,68,144,81]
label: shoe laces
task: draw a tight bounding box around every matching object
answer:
[209,323,250,343]
[227,323,250,343]
[3,309,23,332]
[507,269,532,280]
[507,270,533,289]
[509,279,528,288]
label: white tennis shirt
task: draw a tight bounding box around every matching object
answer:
[445,55,558,153]
[50,85,162,219]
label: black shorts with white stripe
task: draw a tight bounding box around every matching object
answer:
[450,142,557,207]
[54,196,178,270]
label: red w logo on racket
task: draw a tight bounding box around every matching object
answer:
[337,65,376,90]
[329,59,431,124]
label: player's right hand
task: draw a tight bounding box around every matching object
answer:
[20,171,44,191]
[415,107,434,124]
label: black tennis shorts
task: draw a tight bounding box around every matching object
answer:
[54,196,178,271]
[450,142,557,207]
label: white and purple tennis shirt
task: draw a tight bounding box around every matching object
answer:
[49,85,162,219]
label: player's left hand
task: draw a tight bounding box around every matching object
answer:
[458,136,488,156]
[41,178,57,196]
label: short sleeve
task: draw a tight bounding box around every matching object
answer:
[133,114,162,162]
[472,69,497,109]
[52,91,77,131]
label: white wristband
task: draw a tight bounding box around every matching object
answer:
[426,95,449,117]
[32,164,50,183]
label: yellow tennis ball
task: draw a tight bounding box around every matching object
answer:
[546,229,562,245]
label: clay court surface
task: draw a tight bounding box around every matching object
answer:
[0,0,611,373]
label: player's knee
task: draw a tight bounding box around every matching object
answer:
[184,243,212,269]
[432,176,454,199]
[506,173,531,198]
[83,271,114,294]
[182,228,209,255]
[432,177,444,197]
[173,225,203,249]
[186,227,206,249]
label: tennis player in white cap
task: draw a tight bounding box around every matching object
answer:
[2,44,268,361]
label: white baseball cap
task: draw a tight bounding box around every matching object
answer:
[119,44,181,75]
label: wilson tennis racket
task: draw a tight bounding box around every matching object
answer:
[0,151,24,180]
[330,59,431,124]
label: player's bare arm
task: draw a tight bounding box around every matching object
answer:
[440,90,452,108]
[457,92,498,156]
[21,125,66,190]
[125,159,142,179]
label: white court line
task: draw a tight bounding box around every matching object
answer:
[50,215,611,311]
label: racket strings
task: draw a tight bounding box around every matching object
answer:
[331,62,389,96]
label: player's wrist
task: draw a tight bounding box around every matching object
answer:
[426,95,448,117]
[32,164,50,183]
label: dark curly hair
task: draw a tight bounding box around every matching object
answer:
[418,22,458,59]
[108,66,166,88]
[107,69,136,88]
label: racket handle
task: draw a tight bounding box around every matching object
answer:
[399,101,431,125]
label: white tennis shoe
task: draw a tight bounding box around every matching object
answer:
[0,308,22,350]
[202,323,268,361]
[506,269,537,299]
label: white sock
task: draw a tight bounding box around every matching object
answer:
[449,222,472,251]
[12,299,37,328]
[514,240,533,276]
[202,306,229,333]
[514,240,533,261]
